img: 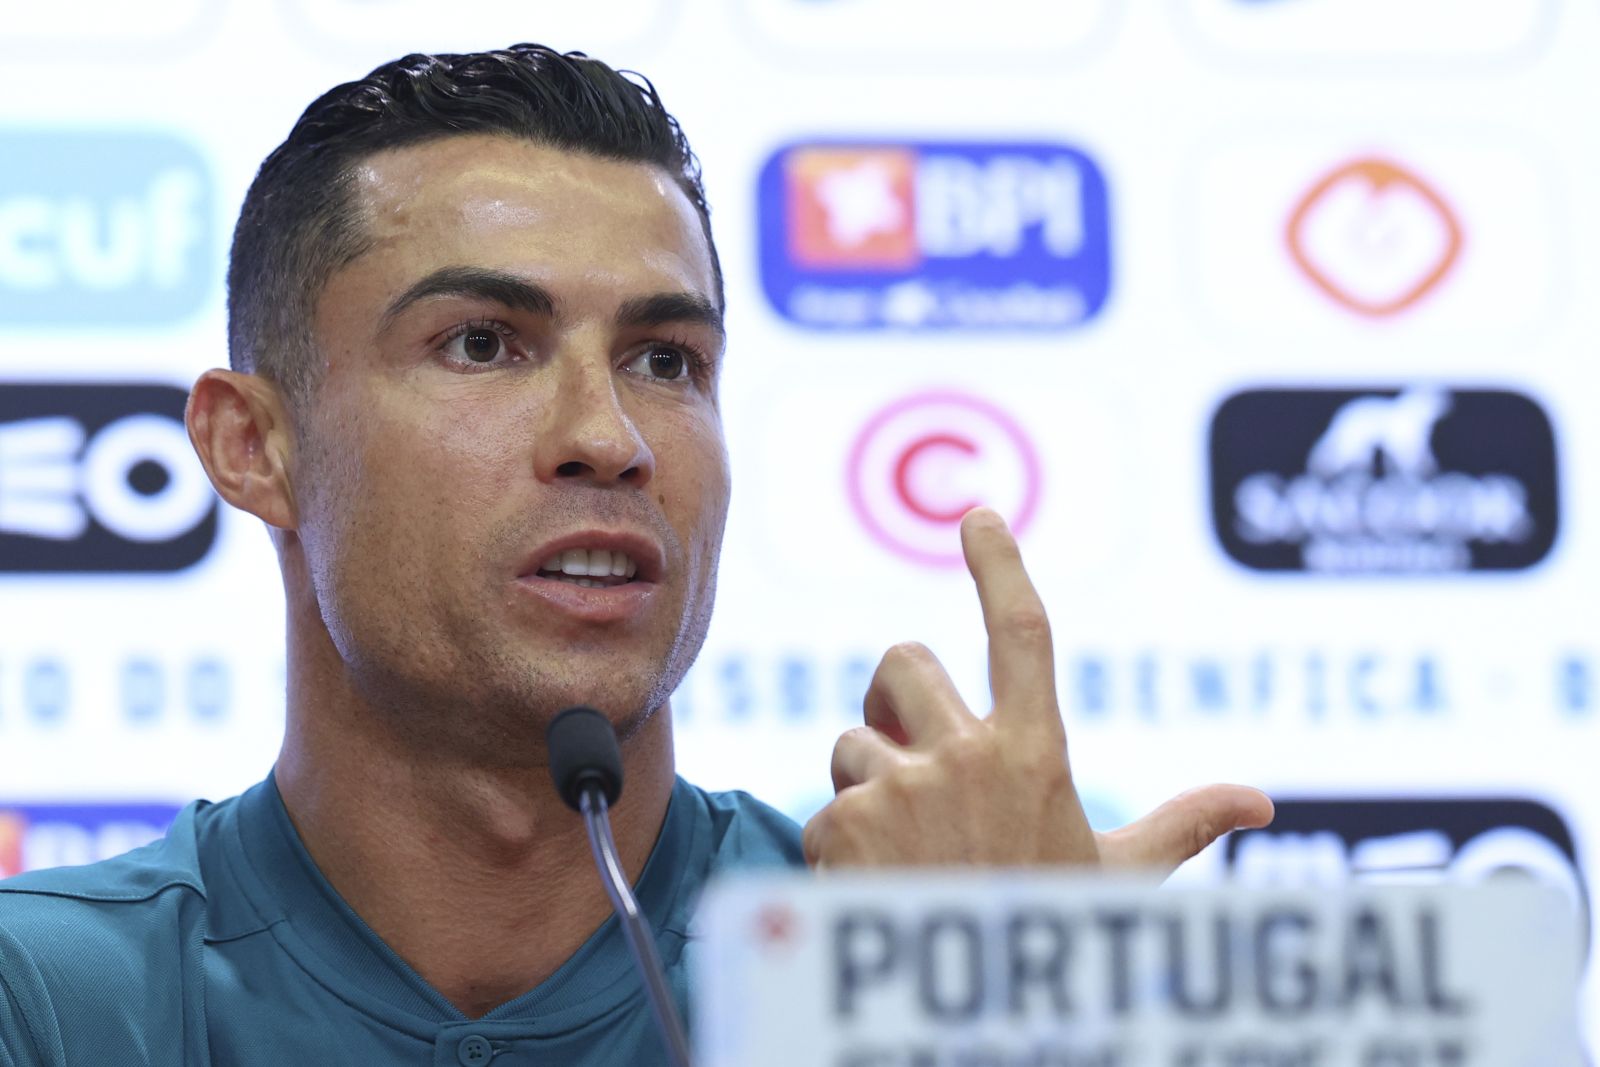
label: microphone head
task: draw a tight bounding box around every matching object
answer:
[546,705,625,812]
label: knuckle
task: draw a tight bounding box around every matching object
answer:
[879,766,921,805]
[831,726,865,758]
[939,731,999,778]
[826,785,865,824]
[883,640,933,668]
[807,793,857,840]
[830,727,877,782]
[823,791,875,853]
[999,606,1052,644]
[1186,813,1223,860]
[841,724,880,746]
[801,812,827,864]
[1018,745,1068,784]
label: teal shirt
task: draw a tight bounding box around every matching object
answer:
[0,773,804,1065]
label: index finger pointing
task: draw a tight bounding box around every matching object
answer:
[959,507,1058,728]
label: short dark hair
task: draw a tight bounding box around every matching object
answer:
[227,44,721,401]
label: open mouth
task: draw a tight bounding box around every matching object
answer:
[533,547,641,590]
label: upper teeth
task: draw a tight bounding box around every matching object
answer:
[541,548,638,578]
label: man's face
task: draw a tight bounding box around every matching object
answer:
[290,135,729,757]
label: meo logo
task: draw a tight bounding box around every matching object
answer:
[760,141,1110,329]
[0,803,181,877]
[0,383,218,572]
[0,131,213,325]
[1225,797,1588,956]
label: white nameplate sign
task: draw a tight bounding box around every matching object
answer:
[694,875,1581,1067]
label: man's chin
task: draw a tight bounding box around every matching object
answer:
[486,674,670,741]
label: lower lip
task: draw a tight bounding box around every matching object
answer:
[512,575,656,623]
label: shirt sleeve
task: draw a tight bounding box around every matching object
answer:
[0,928,61,1067]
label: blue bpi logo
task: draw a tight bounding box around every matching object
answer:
[758,141,1111,329]
[0,131,213,325]
[0,803,182,878]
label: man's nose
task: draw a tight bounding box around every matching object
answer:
[532,355,655,487]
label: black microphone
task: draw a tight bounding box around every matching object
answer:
[546,706,692,1067]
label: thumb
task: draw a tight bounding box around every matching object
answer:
[1096,784,1275,877]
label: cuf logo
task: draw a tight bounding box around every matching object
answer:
[0,131,213,325]
[847,391,1041,567]
[1209,387,1558,574]
[0,383,218,572]
[759,141,1111,329]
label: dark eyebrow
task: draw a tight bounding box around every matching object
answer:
[615,292,725,341]
[378,266,556,333]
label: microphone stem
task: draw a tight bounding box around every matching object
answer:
[579,787,693,1067]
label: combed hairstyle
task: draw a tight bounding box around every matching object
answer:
[226,43,722,402]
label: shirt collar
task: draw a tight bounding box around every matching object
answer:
[211,767,703,1033]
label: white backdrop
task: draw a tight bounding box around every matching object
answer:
[0,0,1595,1043]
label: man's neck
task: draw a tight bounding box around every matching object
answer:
[273,642,677,1018]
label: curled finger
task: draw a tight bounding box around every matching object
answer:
[863,641,972,747]
[830,725,909,793]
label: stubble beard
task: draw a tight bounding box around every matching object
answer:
[294,416,725,771]
[318,544,721,771]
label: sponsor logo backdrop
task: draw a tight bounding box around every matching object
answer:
[1,0,1597,1042]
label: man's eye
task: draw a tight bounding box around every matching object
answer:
[647,347,685,379]
[457,328,504,363]
[628,345,689,381]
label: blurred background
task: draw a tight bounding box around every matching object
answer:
[0,0,1595,1040]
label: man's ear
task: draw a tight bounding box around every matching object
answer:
[186,369,298,530]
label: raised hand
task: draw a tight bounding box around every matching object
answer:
[802,507,1273,873]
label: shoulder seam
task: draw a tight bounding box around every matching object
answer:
[0,878,203,906]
